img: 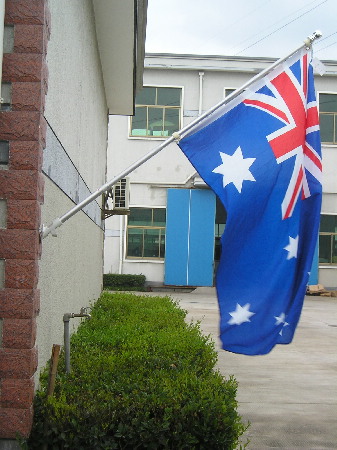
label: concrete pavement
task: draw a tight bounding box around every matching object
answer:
[153,287,337,449]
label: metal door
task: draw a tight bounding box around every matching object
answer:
[164,188,215,286]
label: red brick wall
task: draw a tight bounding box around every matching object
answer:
[0,0,49,439]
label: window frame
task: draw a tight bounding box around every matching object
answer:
[223,87,237,99]
[318,91,337,146]
[125,207,166,261]
[129,85,184,140]
[319,213,337,266]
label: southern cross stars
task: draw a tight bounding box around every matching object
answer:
[284,235,299,260]
[274,312,289,336]
[212,146,256,193]
[227,304,291,336]
[228,303,255,325]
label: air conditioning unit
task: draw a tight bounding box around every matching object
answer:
[113,177,130,210]
[102,177,130,220]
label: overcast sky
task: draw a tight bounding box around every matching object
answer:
[145,0,337,61]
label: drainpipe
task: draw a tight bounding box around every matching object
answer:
[63,307,91,373]
[119,215,124,274]
[198,72,204,116]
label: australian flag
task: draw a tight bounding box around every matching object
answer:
[178,48,322,355]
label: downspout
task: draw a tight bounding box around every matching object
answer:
[198,72,204,116]
[119,215,124,274]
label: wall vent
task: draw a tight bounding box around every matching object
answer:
[113,178,130,210]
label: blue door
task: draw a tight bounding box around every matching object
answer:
[164,189,216,286]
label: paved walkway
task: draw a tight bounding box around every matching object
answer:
[152,287,337,449]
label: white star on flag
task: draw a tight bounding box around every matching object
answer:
[284,235,299,260]
[228,303,255,325]
[212,146,256,193]
[274,312,289,335]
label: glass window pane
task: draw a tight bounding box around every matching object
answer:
[143,229,160,258]
[164,108,180,136]
[131,107,147,136]
[160,232,165,258]
[319,114,334,143]
[127,229,143,257]
[128,208,152,226]
[153,209,166,226]
[136,87,156,105]
[127,209,166,259]
[148,107,164,136]
[319,93,337,113]
[225,88,236,98]
[319,234,331,263]
[333,235,337,264]
[157,87,181,106]
[214,237,222,261]
[320,215,337,233]
[216,197,227,223]
[214,224,225,237]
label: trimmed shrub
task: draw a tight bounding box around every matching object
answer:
[26,293,248,449]
[103,273,146,291]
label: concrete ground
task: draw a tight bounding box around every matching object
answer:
[150,287,337,449]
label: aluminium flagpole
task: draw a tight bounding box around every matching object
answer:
[40,30,322,239]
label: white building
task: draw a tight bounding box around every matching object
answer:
[104,53,337,289]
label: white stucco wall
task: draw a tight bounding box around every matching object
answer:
[38,181,104,372]
[44,0,107,192]
[37,0,108,376]
[321,146,337,193]
[318,266,337,288]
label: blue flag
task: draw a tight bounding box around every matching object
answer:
[178,49,322,355]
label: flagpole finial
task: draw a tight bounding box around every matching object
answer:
[304,30,322,48]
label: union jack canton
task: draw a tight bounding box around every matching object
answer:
[178,48,322,355]
[243,51,322,220]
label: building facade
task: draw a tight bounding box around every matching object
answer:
[0,0,147,444]
[105,52,337,289]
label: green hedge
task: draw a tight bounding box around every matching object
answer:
[103,273,146,291]
[26,292,248,449]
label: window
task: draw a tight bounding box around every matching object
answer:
[224,88,236,98]
[319,215,337,264]
[126,208,166,259]
[319,93,337,144]
[130,86,182,138]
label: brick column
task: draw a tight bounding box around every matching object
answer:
[0,0,49,439]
